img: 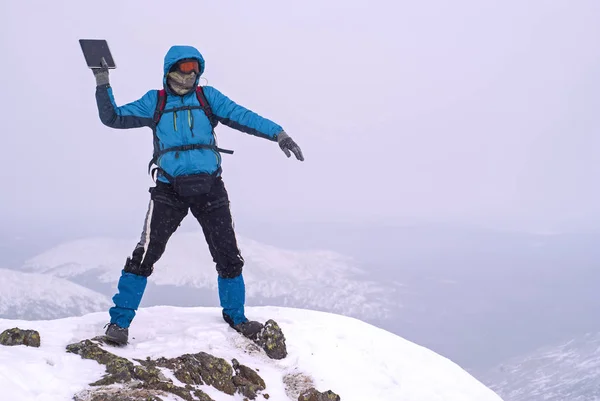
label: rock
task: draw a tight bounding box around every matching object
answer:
[67,338,277,401]
[66,339,135,385]
[154,351,236,395]
[255,319,287,359]
[193,389,215,401]
[153,354,205,387]
[192,352,235,394]
[67,339,215,401]
[133,364,166,385]
[298,388,341,401]
[139,380,202,401]
[0,328,41,347]
[76,388,164,401]
[232,358,266,399]
[133,357,214,401]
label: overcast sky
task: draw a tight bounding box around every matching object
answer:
[1,0,599,235]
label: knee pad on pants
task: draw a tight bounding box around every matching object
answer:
[123,257,154,277]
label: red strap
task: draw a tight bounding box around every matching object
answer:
[196,86,207,108]
[153,89,167,124]
[158,89,167,109]
[195,86,215,127]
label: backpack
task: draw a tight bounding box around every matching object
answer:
[148,86,233,182]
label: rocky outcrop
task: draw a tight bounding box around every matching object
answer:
[256,319,287,360]
[2,321,338,401]
[66,337,269,401]
[298,388,342,401]
[148,352,236,395]
[232,358,267,399]
[75,388,174,401]
[0,327,41,347]
[66,339,137,386]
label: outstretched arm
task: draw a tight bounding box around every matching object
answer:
[203,86,303,160]
[92,60,156,129]
[203,86,283,140]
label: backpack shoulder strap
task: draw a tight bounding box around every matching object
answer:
[147,87,232,183]
[195,86,218,128]
[153,89,167,125]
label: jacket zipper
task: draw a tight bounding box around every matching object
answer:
[188,109,194,137]
[180,96,192,170]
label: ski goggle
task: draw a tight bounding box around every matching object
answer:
[175,60,200,74]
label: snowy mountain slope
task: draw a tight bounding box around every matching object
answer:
[0,305,503,401]
[483,332,600,401]
[0,268,110,320]
[21,232,395,319]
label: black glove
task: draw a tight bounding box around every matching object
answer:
[277,131,304,161]
[92,57,110,86]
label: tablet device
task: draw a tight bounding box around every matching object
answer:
[79,39,116,69]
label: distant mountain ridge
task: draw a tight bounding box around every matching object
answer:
[20,232,397,321]
[483,332,600,401]
[0,268,110,320]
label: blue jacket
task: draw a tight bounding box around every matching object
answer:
[95,45,283,181]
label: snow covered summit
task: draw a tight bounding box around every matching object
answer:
[0,306,503,401]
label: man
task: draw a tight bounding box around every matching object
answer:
[92,45,303,345]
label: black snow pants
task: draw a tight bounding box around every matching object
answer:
[124,177,244,279]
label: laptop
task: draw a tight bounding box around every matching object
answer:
[79,39,116,69]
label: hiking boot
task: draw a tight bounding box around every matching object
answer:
[233,320,264,340]
[104,323,128,345]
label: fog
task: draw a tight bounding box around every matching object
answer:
[2,0,599,232]
[1,0,600,388]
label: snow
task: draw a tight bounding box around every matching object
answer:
[0,305,503,401]
[21,232,394,319]
[0,268,110,320]
[483,332,600,401]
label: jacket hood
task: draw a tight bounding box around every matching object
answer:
[163,45,205,89]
